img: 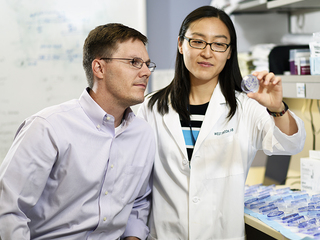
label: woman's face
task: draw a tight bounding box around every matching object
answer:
[178,17,231,85]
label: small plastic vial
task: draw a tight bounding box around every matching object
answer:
[294,193,309,199]
[259,204,275,213]
[281,213,299,223]
[249,201,266,210]
[314,232,320,239]
[307,209,320,216]
[297,221,309,232]
[241,74,259,93]
[275,187,291,195]
[287,215,305,226]
[298,205,315,213]
[291,198,308,207]
[261,206,278,215]
[304,226,319,235]
[258,194,271,201]
[244,198,259,206]
[270,198,285,206]
[267,210,284,220]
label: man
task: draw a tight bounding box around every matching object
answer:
[0,23,156,240]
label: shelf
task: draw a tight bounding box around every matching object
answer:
[234,0,268,13]
[281,75,320,99]
[245,214,290,240]
[234,0,320,13]
[267,0,320,10]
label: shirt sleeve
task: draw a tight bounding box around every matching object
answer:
[121,115,155,240]
[0,116,58,240]
[121,174,152,240]
[240,95,306,156]
[262,109,306,155]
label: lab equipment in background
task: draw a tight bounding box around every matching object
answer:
[263,155,291,185]
[268,45,309,75]
[289,49,310,75]
[250,43,276,72]
[309,32,320,75]
[238,52,253,77]
[301,150,320,192]
[244,184,320,239]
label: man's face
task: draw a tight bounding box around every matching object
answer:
[100,39,151,109]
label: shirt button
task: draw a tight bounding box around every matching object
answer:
[110,164,114,168]
[96,124,101,129]
[103,217,107,221]
[182,159,188,165]
[193,197,199,203]
[106,116,111,120]
[105,191,108,195]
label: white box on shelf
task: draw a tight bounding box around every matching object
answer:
[300,157,320,192]
[309,150,320,160]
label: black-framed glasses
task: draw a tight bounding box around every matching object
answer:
[183,36,230,52]
[100,57,156,72]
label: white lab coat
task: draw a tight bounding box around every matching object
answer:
[137,83,306,240]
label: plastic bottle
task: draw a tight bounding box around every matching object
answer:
[309,32,320,75]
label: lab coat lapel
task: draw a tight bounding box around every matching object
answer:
[193,84,227,155]
[163,105,189,159]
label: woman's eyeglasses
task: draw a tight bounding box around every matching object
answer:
[183,36,230,52]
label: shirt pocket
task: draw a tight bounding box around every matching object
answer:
[203,134,245,179]
[121,165,144,204]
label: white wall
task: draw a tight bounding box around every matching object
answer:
[290,9,320,34]
[232,12,289,53]
[0,0,146,164]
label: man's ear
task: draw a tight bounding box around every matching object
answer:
[92,59,104,79]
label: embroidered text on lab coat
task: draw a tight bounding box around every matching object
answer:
[214,128,234,136]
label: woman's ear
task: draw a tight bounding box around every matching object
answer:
[227,48,232,60]
[178,36,183,54]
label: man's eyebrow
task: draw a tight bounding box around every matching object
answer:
[130,56,151,62]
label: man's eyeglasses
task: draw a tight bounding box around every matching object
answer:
[183,36,230,52]
[100,57,156,72]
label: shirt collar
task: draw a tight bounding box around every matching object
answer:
[79,88,135,130]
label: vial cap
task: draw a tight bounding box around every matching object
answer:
[241,74,259,93]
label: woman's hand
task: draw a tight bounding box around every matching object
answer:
[246,70,283,112]
[246,70,298,135]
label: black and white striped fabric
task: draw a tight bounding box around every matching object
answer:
[180,102,209,161]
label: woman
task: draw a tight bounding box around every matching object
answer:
[138,6,306,240]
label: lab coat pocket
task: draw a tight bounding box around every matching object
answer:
[204,135,244,179]
[121,165,144,204]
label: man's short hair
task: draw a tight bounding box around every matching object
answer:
[83,23,148,88]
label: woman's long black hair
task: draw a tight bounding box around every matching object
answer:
[147,5,243,123]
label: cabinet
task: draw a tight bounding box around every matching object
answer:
[282,75,320,99]
[233,0,320,99]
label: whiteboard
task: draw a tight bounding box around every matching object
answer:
[0,0,146,164]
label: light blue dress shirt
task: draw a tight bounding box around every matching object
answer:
[0,88,155,240]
